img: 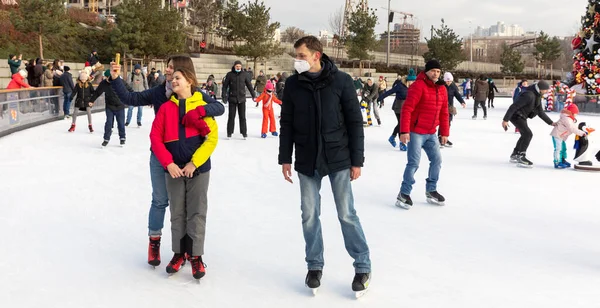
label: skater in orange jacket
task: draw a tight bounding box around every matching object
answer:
[254,82,282,138]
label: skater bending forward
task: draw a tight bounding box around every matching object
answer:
[502,80,555,167]
[150,68,218,280]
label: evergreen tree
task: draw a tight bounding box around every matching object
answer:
[423,19,465,71]
[533,31,562,76]
[345,5,378,61]
[500,43,525,74]
[189,0,223,43]
[9,0,66,59]
[571,0,600,94]
[232,0,283,76]
[111,0,185,59]
[217,0,246,45]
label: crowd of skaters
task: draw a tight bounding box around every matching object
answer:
[3,35,591,296]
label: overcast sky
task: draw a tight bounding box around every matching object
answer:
[263,0,587,40]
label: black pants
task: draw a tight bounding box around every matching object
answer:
[510,116,533,154]
[438,114,453,136]
[474,101,487,117]
[227,101,247,136]
[391,112,400,137]
[488,97,494,108]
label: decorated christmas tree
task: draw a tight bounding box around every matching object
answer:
[572,0,600,94]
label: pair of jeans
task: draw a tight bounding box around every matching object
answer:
[148,152,170,236]
[63,92,72,116]
[473,101,487,117]
[510,116,533,154]
[399,132,442,196]
[103,108,126,141]
[127,105,143,124]
[297,169,371,273]
[227,102,247,136]
[552,136,567,163]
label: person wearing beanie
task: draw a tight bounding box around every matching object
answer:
[90,69,132,147]
[550,103,588,168]
[60,66,75,118]
[441,72,466,147]
[253,81,282,138]
[502,80,556,167]
[222,59,256,139]
[68,71,95,133]
[395,59,449,209]
[126,63,148,127]
[472,75,489,120]
[406,68,417,82]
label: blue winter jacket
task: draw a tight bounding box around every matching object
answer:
[110,77,225,117]
[512,82,527,103]
[378,81,408,113]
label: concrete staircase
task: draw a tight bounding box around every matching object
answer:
[191,53,294,84]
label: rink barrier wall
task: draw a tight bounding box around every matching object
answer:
[0,87,106,138]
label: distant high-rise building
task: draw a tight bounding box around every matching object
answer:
[474,21,526,37]
[380,22,420,54]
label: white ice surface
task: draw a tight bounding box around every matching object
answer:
[0,97,598,308]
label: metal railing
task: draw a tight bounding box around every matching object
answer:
[0,87,105,138]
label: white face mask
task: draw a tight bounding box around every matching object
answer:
[294,59,311,74]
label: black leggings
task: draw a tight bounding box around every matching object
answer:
[488,97,494,108]
[391,112,400,137]
[510,116,533,154]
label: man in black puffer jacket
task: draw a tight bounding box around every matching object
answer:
[278,36,371,293]
[222,60,256,139]
[502,80,556,167]
[91,70,132,147]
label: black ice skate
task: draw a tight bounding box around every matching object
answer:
[352,273,371,298]
[516,154,533,168]
[305,270,322,295]
[426,191,445,206]
[395,194,412,210]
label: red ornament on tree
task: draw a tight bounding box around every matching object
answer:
[596,87,600,93]
[572,36,583,49]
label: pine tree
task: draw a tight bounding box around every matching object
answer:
[423,19,465,71]
[345,5,378,61]
[533,31,562,77]
[500,43,525,74]
[572,1,600,94]
[232,0,283,77]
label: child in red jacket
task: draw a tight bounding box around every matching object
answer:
[254,82,282,138]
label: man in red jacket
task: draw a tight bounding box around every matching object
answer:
[396,60,450,209]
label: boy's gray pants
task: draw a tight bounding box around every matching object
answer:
[165,171,210,256]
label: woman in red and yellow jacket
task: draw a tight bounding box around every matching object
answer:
[149,68,218,281]
[254,81,282,138]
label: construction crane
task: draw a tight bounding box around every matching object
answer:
[341,0,368,40]
[89,0,99,13]
[380,7,414,25]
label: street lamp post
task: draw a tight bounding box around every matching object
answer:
[469,20,473,62]
[386,0,391,67]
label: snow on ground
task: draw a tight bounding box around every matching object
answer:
[0,97,598,308]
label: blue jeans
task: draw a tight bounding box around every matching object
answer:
[63,92,72,116]
[148,152,169,236]
[399,132,442,196]
[127,105,143,124]
[297,169,371,273]
[103,108,126,141]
